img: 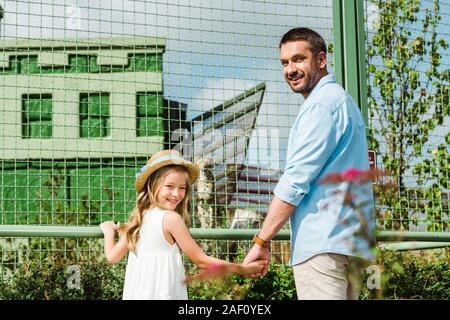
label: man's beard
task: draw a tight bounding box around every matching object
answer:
[293,82,313,95]
[290,71,321,95]
[290,77,313,95]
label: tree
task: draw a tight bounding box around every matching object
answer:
[366,0,449,231]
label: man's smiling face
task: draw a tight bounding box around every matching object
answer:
[280,40,326,98]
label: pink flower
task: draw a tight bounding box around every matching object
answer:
[319,168,389,185]
[341,168,366,182]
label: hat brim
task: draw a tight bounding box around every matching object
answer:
[135,158,199,193]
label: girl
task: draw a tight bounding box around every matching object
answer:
[100,149,266,300]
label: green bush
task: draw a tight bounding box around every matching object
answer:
[239,264,296,300]
[1,248,449,299]
[365,248,450,299]
[0,255,125,300]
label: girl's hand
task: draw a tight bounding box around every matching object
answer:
[100,221,119,237]
[240,260,268,277]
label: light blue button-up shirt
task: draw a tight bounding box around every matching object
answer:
[274,74,376,265]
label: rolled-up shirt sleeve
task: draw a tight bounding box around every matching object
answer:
[274,103,340,206]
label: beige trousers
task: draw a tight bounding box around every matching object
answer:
[293,253,363,300]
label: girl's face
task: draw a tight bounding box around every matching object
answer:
[157,169,188,210]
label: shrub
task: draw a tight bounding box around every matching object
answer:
[0,254,125,300]
[1,248,449,300]
[364,248,450,299]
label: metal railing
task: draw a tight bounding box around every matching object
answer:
[0,225,449,251]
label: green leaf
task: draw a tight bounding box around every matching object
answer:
[384,58,395,68]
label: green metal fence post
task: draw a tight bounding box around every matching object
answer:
[332,0,368,126]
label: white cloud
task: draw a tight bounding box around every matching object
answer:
[188,78,257,119]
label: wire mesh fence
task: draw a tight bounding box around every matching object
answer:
[0,0,336,278]
[364,0,450,232]
[0,0,448,284]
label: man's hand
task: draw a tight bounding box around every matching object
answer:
[243,244,270,277]
[241,196,295,278]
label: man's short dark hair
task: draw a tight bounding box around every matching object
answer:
[279,27,327,55]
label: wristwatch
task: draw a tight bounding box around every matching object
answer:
[253,234,270,248]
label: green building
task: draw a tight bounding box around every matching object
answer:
[0,37,167,224]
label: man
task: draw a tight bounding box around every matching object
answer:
[243,28,376,300]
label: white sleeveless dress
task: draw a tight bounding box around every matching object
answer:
[122,207,188,300]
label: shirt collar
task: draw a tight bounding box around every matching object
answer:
[304,73,336,102]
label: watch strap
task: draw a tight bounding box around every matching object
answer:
[253,234,270,248]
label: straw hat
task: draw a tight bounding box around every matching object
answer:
[135,149,200,192]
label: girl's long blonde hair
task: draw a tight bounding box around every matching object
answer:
[119,165,192,252]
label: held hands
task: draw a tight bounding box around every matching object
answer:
[240,259,267,277]
[184,260,268,284]
[242,244,271,277]
[100,221,119,237]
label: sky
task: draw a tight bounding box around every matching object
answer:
[0,0,334,169]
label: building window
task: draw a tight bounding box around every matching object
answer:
[22,94,53,138]
[79,93,110,138]
[136,92,164,137]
